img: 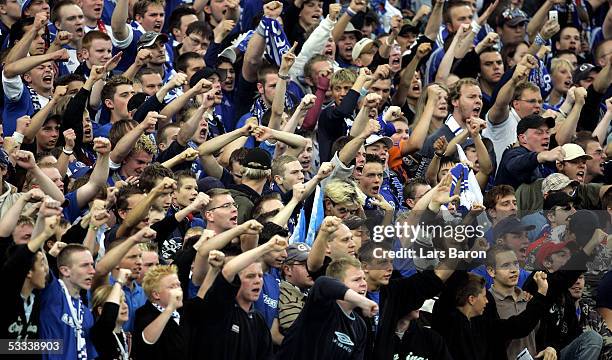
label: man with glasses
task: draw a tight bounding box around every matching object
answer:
[173,20,209,59]
[486,244,557,360]
[203,188,239,235]
[484,54,543,165]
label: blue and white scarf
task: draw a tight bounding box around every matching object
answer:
[261,17,291,66]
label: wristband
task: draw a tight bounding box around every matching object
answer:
[359,87,368,97]
[12,131,24,144]
[558,109,568,118]
[535,33,546,46]
[62,147,74,155]
[434,151,444,158]
[278,73,290,80]
[470,20,481,35]
[346,7,357,17]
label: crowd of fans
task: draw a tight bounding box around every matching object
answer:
[0,0,611,358]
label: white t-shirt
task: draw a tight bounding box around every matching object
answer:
[483,107,521,166]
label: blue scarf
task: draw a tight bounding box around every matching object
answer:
[449,163,470,215]
[261,17,291,66]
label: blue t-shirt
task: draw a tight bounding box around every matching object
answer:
[2,84,36,137]
[40,274,97,360]
[63,191,82,224]
[254,267,281,328]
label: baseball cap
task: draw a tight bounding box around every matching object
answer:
[542,173,579,195]
[561,143,592,161]
[535,241,571,267]
[543,191,574,211]
[127,92,148,112]
[16,0,32,14]
[399,20,420,37]
[567,210,600,248]
[573,63,601,84]
[493,216,536,240]
[497,7,529,28]
[365,134,393,149]
[352,38,375,61]
[284,243,311,264]
[189,67,227,88]
[516,114,555,135]
[197,176,225,193]
[218,46,237,64]
[344,22,363,39]
[137,32,169,51]
[241,148,272,170]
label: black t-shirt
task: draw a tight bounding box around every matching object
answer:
[132,301,186,360]
[90,302,128,360]
[276,276,368,360]
[392,321,453,360]
[183,273,273,360]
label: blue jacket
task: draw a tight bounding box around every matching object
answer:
[495,146,555,189]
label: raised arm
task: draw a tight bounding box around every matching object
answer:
[111,0,130,41]
[192,220,263,285]
[94,227,156,279]
[5,13,48,65]
[339,120,379,166]
[116,178,176,239]
[488,54,537,125]
[0,189,43,237]
[269,43,297,131]
[526,0,558,42]
[3,49,68,78]
[177,104,207,147]
[402,85,441,155]
[307,216,340,272]
[393,45,430,106]
[222,234,287,282]
[332,0,365,42]
[110,112,163,164]
[350,92,382,137]
[242,2,283,82]
[554,87,586,145]
[160,78,212,119]
[424,0,444,40]
[252,126,307,156]
[76,138,111,208]
[14,151,65,202]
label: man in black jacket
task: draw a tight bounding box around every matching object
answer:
[433,270,551,360]
[276,256,378,360]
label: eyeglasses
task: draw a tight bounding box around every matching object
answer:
[517,98,543,105]
[206,202,237,211]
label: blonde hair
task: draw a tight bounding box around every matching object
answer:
[324,179,365,206]
[242,167,272,180]
[132,134,157,156]
[330,69,357,88]
[412,82,449,135]
[142,265,177,299]
[551,58,574,74]
[325,257,362,281]
[91,285,125,319]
